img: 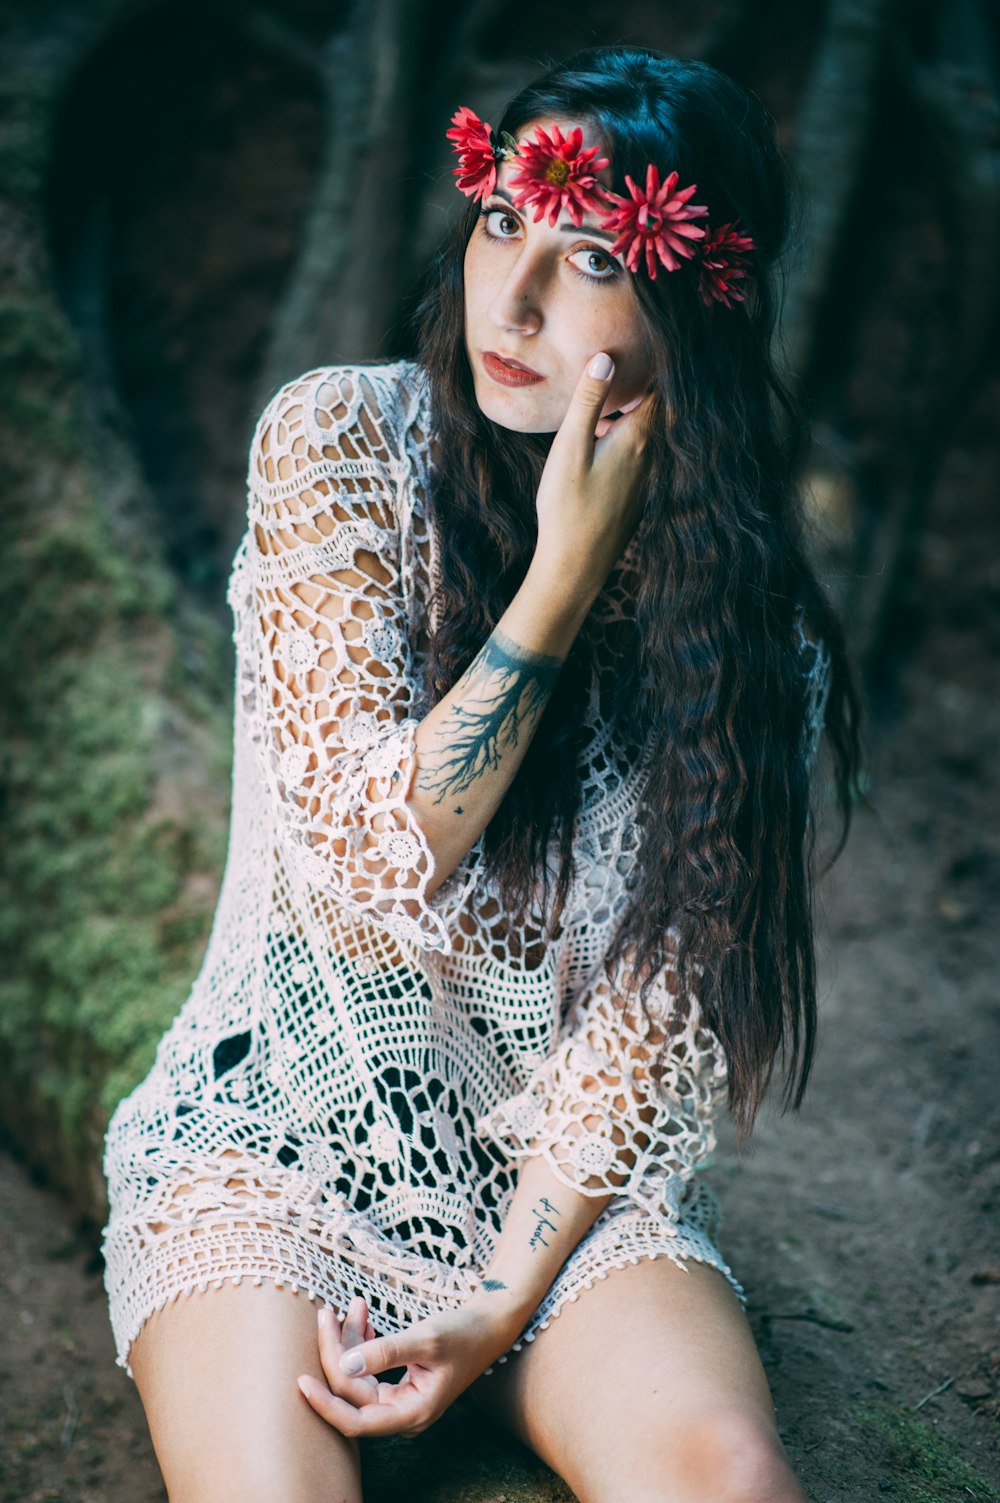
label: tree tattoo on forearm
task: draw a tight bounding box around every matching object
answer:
[416,627,563,805]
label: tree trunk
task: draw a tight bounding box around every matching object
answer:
[255,0,435,402]
[780,0,892,380]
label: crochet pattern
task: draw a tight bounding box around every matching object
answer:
[101,360,830,1379]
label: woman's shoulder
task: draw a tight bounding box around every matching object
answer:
[247,358,428,485]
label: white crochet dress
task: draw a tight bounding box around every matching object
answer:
[101,358,831,1380]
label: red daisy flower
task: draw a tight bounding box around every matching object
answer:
[446,106,506,203]
[596,164,709,279]
[697,221,757,308]
[506,121,611,228]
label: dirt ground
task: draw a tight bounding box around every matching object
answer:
[2,413,999,1502]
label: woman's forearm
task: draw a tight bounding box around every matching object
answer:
[381,557,600,897]
[473,1150,615,1337]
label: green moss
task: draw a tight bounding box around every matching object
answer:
[0,431,230,1218]
[0,1,235,1226]
[0,72,56,205]
[3,516,174,683]
[852,1403,999,1502]
[0,293,80,387]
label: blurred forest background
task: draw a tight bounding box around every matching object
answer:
[1,0,999,1499]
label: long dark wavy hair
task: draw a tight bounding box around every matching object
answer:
[409,45,864,1147]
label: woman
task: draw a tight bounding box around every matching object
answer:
[101,43,861,1503]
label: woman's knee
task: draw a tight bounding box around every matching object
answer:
[579,1410,803,1503]
[660,1408,806,1503]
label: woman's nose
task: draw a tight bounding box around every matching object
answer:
[488,261,544,334]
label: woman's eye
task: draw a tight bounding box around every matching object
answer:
[569,247,617,281]
[477,205,619,283]
[481,208,520,238]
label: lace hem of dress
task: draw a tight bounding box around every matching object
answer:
[103,1214,484,1382]
[104,1185,744,1384]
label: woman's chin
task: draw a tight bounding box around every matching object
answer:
[476,391,561,435]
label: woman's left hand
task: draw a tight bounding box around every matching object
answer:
[297,1292,522,1437]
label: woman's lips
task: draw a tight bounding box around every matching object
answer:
[482,351,544,386]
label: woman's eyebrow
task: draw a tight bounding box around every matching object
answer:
[491,184,617,243]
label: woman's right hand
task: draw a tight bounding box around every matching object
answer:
[533,353,656,595]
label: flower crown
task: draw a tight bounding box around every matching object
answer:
[446,105,756,309]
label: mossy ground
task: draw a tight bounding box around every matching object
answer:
[850,1403,998,1502]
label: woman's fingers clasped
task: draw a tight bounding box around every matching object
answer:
[340,1293,377,1371]
[298,1295,426,1434]
[310,1297,380,1403]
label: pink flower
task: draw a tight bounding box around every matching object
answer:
[444,103,752,312]
[697,221,757,308]
[446,106,502,203]
[596,164,709,279]
[507,122,611,228]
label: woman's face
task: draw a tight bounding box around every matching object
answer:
[463,117,654,433]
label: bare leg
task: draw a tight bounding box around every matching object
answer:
[130,1279,363,1503]
[468,1255,807,1503]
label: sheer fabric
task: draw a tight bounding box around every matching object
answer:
[101,360,830,1378]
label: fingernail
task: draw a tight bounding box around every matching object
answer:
[588,353,613,380]
[317,1306,328,1329]
[297,1376,312,1395]
[341,1351,364,1375]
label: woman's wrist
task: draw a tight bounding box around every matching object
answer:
[464,1283,538,1345]
[522,551,605,629]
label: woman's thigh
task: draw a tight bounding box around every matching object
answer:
[130,1279,362,1503]
[467,1255,806,1503]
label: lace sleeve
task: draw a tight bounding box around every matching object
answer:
[475,937,727,1226]
[795,607,832,772]
[244,364,462,954]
